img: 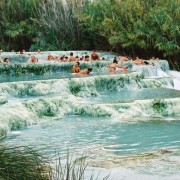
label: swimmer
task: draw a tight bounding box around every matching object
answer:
[75,56,80,61]
[72,62,80,73]
[144,61,149,65]
[78,67,92,74]
[151,56,159,60]
[133,57,144,65]
[47,54,53,61]
[27,56,38,63]
[119,56,128,61]
[64,56,68,62]
[84,55,90,61]
[69,52,76,62]
[4,58,10,63]
[109,58,118,73]
[118,66,129,73]
[81,56,85,61]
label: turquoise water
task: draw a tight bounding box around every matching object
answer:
[0,51,180,179]
[84,88,180,103]
[4,117,180,157]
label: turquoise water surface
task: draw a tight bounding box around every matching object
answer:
[0,51,180,179]
[4,117,180,157]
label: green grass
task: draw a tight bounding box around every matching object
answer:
[0,145,49,179]
[0,145,110,180]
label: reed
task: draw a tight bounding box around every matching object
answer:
[32,0,84,50]
[0,145,109,180]
[0,145,49,179]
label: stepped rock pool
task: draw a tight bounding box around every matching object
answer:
[0,51,180,179]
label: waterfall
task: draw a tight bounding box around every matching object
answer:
[0,73,174,98]
[169,71,180,90]
[131,60,170,77]
[1,96,180,138]
[132,65,158,77]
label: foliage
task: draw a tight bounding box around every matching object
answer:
[78,0,180,61]
[0,0,39,51]
[0,145,49,179]
[0,145,109,180]
[31,0,85,50]
[0,0,179,69]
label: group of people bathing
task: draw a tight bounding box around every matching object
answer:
[0,50,160,75]
[26,50,100,63]
[47,50,100,62]
[109,57,128,74]
[71,55,129,75]
[72,62,92,75]
[109,55,159,74]
[133,56,159,65]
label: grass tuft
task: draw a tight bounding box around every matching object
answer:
[0,145,109,180]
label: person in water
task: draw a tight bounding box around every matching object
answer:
[72,62,80,73]
[109,57,128,74]
[78,67,92,74]
[27,56,38,63]
[69,52,76,62]
[84,55,90,61]
[133,57,145,65]
[4,58,10,63]
[91,50,100,60]
[37,49,42,54]
[75,56,80,61]
[151,57,159,60]
[119,56,128,61]
[109,58,118,73]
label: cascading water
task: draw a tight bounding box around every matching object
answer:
[0,51,179,179]
[169,70,180,90]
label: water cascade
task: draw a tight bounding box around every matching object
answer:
[0,73,174,98]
